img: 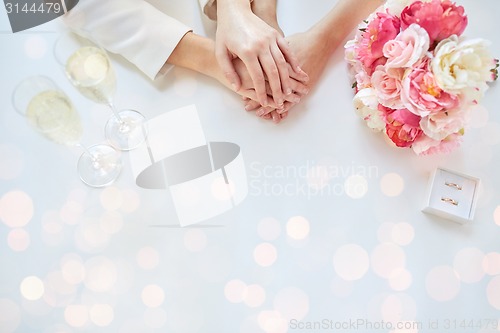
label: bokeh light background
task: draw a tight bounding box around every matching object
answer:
[1,0,499,332]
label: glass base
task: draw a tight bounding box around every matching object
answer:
[77,144,122,187]
[105,109,148,151]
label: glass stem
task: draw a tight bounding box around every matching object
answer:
[108,100,131,133]
[76,143,101,169]
[108,100,125,124]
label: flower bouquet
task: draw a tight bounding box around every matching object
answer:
[345,0,498,155]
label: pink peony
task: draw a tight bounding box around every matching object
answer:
[400,0,467,45]
[379,105,422,147]
[412,133,462,155]
[401,60,459,117]
[371,66,405,109]
[383,24,430,68]
[432,36,496,101]
[356,12,401,74]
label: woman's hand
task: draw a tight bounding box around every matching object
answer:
[244,29,335,119]
[219,57,307,124]
[215,0,307,109]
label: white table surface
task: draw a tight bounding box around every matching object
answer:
[1,1,500,332]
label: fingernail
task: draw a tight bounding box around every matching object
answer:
[231,83,237,91]
[286,88,293,95]
[256,108,266,116]
[272,114,279,123]
[245,104,252,111]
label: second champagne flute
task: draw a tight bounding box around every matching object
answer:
[54,31,148,151]
[12,75,122,187]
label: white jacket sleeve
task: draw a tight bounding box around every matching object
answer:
[64,0,192,80]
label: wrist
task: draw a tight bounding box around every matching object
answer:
[251,0,277,16]
[166,32,219,79]
[251,0,280,32]
[217,0,252,19]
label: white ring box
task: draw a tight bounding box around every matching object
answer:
[422,168,480,224]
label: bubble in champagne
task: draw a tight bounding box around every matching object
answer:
[66,46,116,104]
[26,90,83,145]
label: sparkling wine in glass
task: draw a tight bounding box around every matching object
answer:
[54,31,148,151]
[12,75,122,187]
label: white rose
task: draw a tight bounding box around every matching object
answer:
[353,88,385,131]
[432,36,495,100]
[345,39,363,78]
[384,0,431,15]
[384,0,413,15]
[419,108,469,141]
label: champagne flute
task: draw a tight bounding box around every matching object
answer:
[54,31,147,151]
[12,75,122,187]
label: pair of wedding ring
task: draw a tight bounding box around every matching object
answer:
[441,181,462,206]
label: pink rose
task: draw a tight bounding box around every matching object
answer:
[383,24,430,68]
[400,0,468,45]
[401,60,459,117]
[371,66,405,109]
[380,106,422,147]
[356,12,401,74]
[412,133,462,155]
[420,108,468,141]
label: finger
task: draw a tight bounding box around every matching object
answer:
[239,89,276,110]
[270,43,293,96]
[255,106,275,117]
[244,99,261,111]
[262,113,272,120]
[289,79,310,96]
[281,101,295,113]
[277,38,309,82]
[216,45,242,91]
[263,84,281,109]
[239,85,276,110]
[280,111,289,120]
[288,63,309,82]
[270,111,281,124]
[242,56,269,107]
[284,92,301,104]
[257,80,281,110]
[282,81,308,104]
[259,50,285,109]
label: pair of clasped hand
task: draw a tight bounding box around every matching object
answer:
[215,0,311,124]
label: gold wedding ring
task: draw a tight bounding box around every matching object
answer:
[445,182,462,190]
[441,197,459,206]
